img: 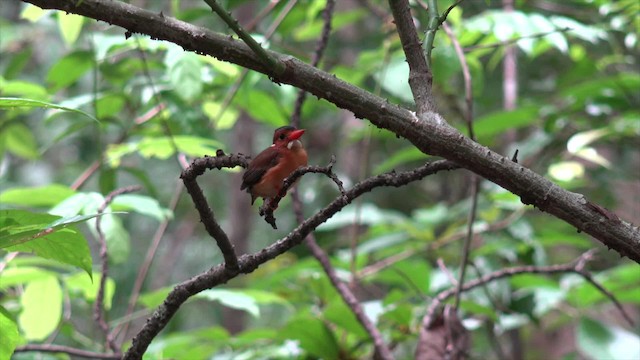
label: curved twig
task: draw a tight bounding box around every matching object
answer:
[95,185,142,355]
[124,159,458,359]
[179,151,249,270]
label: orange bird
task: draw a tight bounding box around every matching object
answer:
[241,126,308,205]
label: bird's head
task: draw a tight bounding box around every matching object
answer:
[272,126,305,150]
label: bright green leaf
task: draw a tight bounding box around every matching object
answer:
[0,97,99,122]
[167,51,202,102]
[20,4,48,22]
[235,89,288,127]
[202,101,239,130]
[374,147,429,173]
[548,161,584,182]
[111,194,172,222]
[317,203,406,231]
[0,184,76,207]
[0,267,56,289]
[279,315,340,359]
[19,275,63,341]
[66,272,116,310]
[106,136,223,166]
[472,106,539,139]
[57,12,84,46]
[0,79,49,100]
[0,210,95,276]
[0,123,38,159]
[46,51,94,92]
[197,289,260,318]
[0,309,21,360]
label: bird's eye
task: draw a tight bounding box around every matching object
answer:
[279,134,286,140]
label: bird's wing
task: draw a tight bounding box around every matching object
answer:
[241,147,281,190]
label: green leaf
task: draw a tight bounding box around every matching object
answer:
[472,106,539,139]
[202,100,239,130]
[374,55,412,103]
[0,97,99,122]
[373,146,429,173]
[111,194,172,222]
[148,327,228,359]
[106,135,224,166]
[0,309,21,360]
[57,12,84,46]
[0,267,56,290]
[0,123,38,159]
[0,184,76,207]
[66,272,116,310]
[0,78,49,100]
[577,317,640,360]
[0,210,94,276]
[323,298,368,338]
[235,88,288,127]
[197,289,261,318]
[95,93,126,119]
[19,275,63,341]
[317,203,406,231]
[374,259,431,294]
[138,286,172,309]
[95,214,130,264]
[167,51,203,102]
[279,315,340,359]
[20,4,48,22]
[46,50,94,92]
[295,9,365,41]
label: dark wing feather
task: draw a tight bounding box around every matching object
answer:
[241,147,281,191]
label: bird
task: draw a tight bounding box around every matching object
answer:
[241,126,308,206]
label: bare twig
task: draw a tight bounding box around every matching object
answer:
[14,344,121,359]
[388,0,434,114]
[291,0,335,127]
[180,151,249,269]
[95,185,142,354]
[122,158,457,359]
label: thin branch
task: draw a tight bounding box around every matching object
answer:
[291,0,335,127]
[112,180,184,345]
[95,185,142,354]
[123,158,457,359]
[388,0,434,114]
[294,185,394,359]
[441,18,479,312]
[14,344,121,359]
[440,0,464,25]
[212,0,296,125]
[420,250,635,331]
[203,0,285,76]
[180,151,249,270]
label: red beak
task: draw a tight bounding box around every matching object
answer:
[289,129,305,140]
